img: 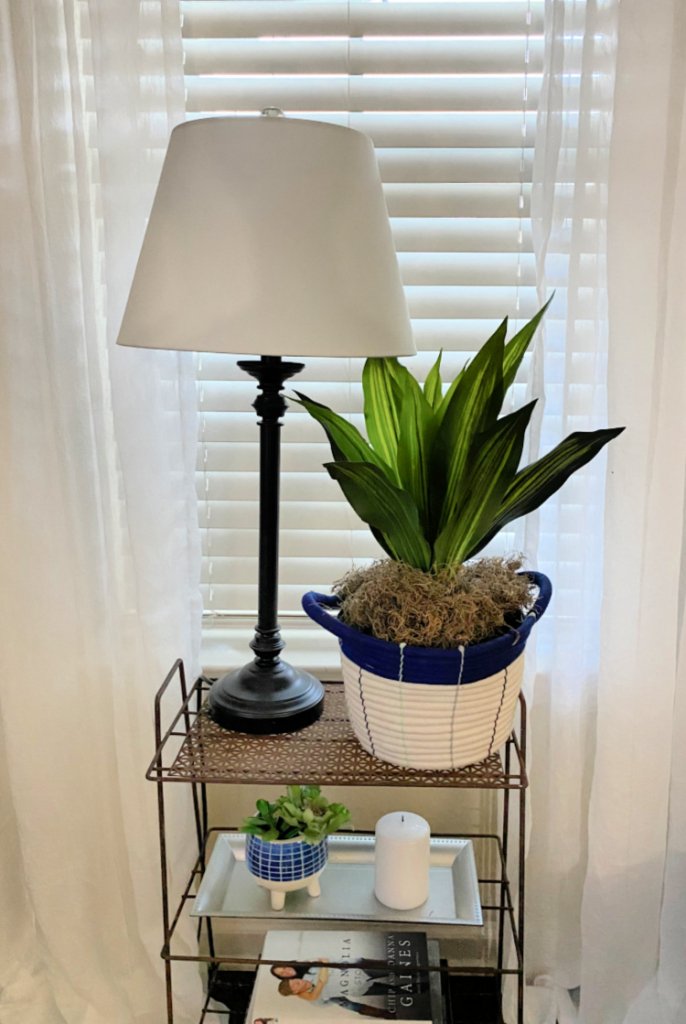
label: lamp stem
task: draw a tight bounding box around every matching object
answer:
[206,355,325,733]
[241,355,302,664]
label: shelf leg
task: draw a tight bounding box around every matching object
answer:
[200,783,216,960]
[498,741,511,977]
[156,773,174,1024]
[516,787,526,1024]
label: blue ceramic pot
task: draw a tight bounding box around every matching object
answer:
[245,834,328,882]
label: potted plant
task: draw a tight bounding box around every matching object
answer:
[240,785,351,910]
[297,302,623,769]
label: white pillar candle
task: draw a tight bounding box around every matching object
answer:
[374,811,431,910]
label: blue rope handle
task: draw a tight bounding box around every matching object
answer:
[302,571,552,647]
[527,570,553,621]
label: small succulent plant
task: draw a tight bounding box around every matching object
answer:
[240,785,351,844]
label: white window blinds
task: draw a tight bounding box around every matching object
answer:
[184,0,544,617]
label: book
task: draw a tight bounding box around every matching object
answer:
[245,930,441,1023]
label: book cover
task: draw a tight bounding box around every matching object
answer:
[247,930,436,1023]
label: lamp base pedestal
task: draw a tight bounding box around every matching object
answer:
[207,660,325,734]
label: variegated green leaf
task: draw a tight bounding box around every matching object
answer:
[325,461,432,570]
[433,401,536,565]
[396,379,438,532]
[361,358,404,470]
[463,426,625,559]
[436,318,508,427]
[369,525,396,560]
[291,391,391,475]
[502,295,554,392]
[423,351,443,409]
[435,326,506,532]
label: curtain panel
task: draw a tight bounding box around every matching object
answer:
[524,2,686,1022]
[0,2,201,1021]
[581,1,686,1021]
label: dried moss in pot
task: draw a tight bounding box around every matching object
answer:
[334,556,535,649]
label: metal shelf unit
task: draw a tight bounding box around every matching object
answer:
[148,660,528,1024]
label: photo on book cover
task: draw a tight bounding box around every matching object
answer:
[247,930,433,1023]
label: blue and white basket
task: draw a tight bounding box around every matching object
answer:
[302,571,552,770]
[245,834,328,910]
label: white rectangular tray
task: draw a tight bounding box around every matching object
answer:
[192,833,482,926]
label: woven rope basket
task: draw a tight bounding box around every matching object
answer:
[303,571,551,770]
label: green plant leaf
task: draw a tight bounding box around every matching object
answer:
[287,785,302,806]
[241,816,265,832]
[423,351,443,409]
[362,358,405,470]
[435,324,506,534]
[435,318,507,427]
[368,526,395,560]
[502,295,554,392]
[255,799,273,824]
[396,378,438,532]
[292,392,390,475]
[325,461,432,570]
[464,426,626,559]
[433,401,536,566]
[240,786,351,842]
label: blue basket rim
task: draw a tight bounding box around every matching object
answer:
[302,569,552,659]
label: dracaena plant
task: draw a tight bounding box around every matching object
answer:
[240,785,351,844]
[295,300,623,571]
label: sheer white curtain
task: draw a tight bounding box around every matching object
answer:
[522,1,686,1022]
[581,1,686,1021]
[0,2,201,1022]
[521,0,618,1011]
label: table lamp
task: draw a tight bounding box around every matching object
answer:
[117,111,415,733]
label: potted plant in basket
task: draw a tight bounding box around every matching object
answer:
[240,785,351,910]
[296,302,624,770]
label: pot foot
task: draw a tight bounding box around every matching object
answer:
[270,890,286,911]
[307,877,321,898]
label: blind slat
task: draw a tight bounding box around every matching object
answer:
[201,473,372,503]
[199,501,369,532]
[200,585,364,615]
[181,1,544,38]
[186,75,541,114]
[185,113,537,152]
[398,251,536,285]
[391,219,532,252]
[183,37,544,76]
[203,557,385,586]
[380,148,533,181]
[385,183,530,218]
[202,530,382,559]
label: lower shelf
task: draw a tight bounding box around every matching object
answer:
[193,832,482,926]
[204,968,504,1024]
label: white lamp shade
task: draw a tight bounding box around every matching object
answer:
[116,115,415,358]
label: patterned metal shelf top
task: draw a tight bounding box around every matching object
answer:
[157,683,526,789]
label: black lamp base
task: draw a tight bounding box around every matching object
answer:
[207,659,325,734]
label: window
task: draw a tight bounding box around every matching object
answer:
[182,0,544,627]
